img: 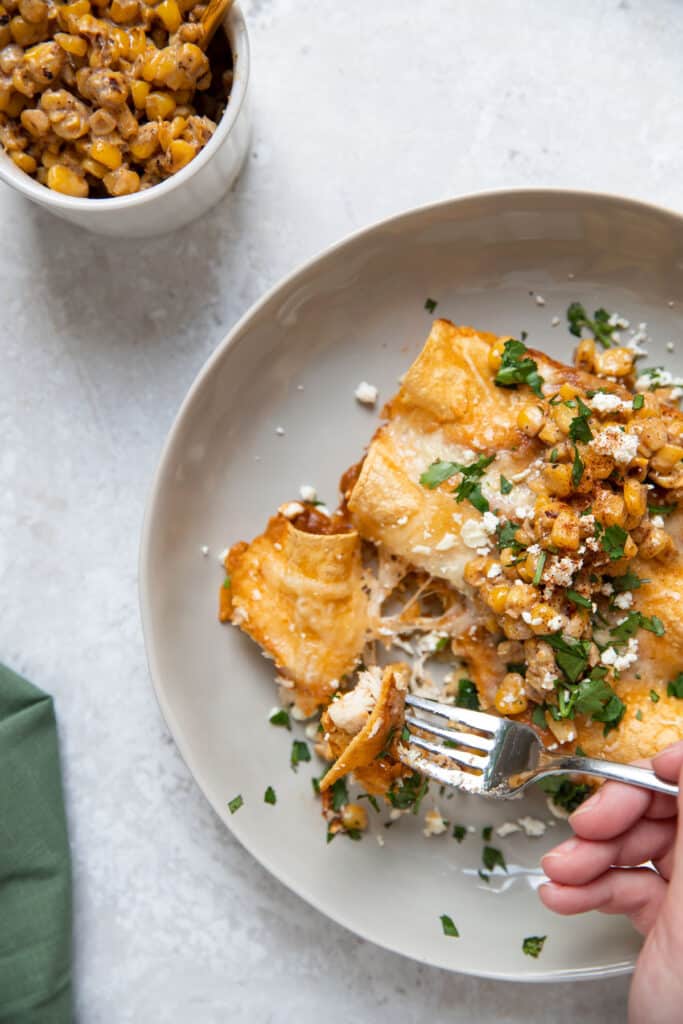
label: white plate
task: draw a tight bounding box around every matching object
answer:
[140,189,683,980]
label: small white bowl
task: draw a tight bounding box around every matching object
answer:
[0,2,250,237]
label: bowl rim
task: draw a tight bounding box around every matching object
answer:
[0,0,249,212]
[139,187,683,982]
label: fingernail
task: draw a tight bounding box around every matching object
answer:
[542,836,579,860]
[569,787,603,818]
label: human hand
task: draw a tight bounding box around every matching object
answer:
[539,740,683,1024]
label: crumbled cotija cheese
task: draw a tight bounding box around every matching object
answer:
[601,637,639,672]
[589,392,632,414]
[299,484,317,502]
[487,563,503,579]
[614,592,633,610]
[496,821,521,837]
[461,519,491,549]
[279,501,305,519]
[517,816,547,837]
[482,511,499,534]
[423,807,448,836]
[590,427,639,465]
[435,532,457,551]
[354,381,378,405]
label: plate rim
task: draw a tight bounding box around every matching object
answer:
[140,186,683,981]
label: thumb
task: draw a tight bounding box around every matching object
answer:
[663,760,683,908]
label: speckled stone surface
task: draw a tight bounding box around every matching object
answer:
[3,0,682,1018]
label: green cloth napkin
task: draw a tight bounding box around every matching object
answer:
[0,664,73,1024]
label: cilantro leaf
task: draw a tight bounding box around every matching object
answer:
[571,444,584,488]
[648,502,677,517]
[500,475,513,495]
[482,845,507,873]
[228,794,243,814]
[452,824,467,842]
[633,393,645,410]
[532,550,547,586]
[522,936,547,958]
[532,705,548,729]
[496,519,526,554]
[425,297,438,313]
[494,339,544,397]
[601,524,628,561]
[222,575,231,589]
[290,740,311,771]
[440,914,459,938]
[538,774,592,813]
[482,826,493,841]
[264,786,276,805]
[420,460,460,488]
[567,589,592,609]
[455,678,480,710]
[330,777,349,811]
[269,708,292,730]
[667,673,683,699]
[542,634,591,683]
[388,771,429,813]
[568,398,594,443]
[650,689,660,703]
[613,569,649,593]
[567,302,617,349]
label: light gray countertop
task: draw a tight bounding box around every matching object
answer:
[3,0,681,1018]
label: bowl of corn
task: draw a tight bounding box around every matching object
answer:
[0,0,249,236]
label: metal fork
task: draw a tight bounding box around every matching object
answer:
[399,694,679,798]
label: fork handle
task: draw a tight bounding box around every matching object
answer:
[539,755,679,798]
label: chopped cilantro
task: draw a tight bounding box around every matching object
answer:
[611,611,664,644]
[650,689,660,703]
[496,519,526,554]
[478,870,490,883]
[500,475,513,494]
[264,786,277,805]
[440,914,459,938]
[435,635,450,652]
[228,794,243,814]
[532,550,547,586]
[532,705,548,729]
[667,673,683,699]
[635,709,644,721]
[401,725,410,742]
[311,776,321,795]
[568,397,594,443]
[269,708,291,730]
[424,297,438,313]
[633,393,645,410]
[538,774,592,812]
[482,845,507,873]
[330,777,349,811]
[648,502,677,517]
[455,678,480,710]
[222,575,231,589]
[613,569,649,593]
[376,726,397,761]
[290,740,311,770]
[543,634,591,683]
[482,826,493,841]
[452,824,467,843]
[507,662,527,675]
[419,460,460,488]
[549,447,559,464]
[420,454,495,513]
[388,771,429,813]
[601,524,628,561]
[522,936,547,959]
[567,302,617,349]
[567,589,592,609]
[494,339,544,398]
[358,792,380,813]
[571,445,584,487]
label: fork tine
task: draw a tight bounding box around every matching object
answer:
[399,743,486,793]
[405,694,502,735]
[404,713,494,753]
[405,731,487,771]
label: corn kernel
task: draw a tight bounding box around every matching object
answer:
[651,443,683,473]
[130,78,151,109]
[145,89,175,119]
[155,0,180,32]
[487,341,507,373]
[495,673,528,715]
[551,403,574,435]
[538,420,563,445]
[485,584,510,615]
[545,715,577,745]
[517,404,544,437]
[10,149,37,173]
[18,0,47,23]
[341,803,367,832]
[81,155,108,178]
[126,25,146,57]
[109,0,138,21]
[638,527,674,561]
[167,137,194,171]
[129,123,158,159]
[88,138,121,169]
[623,478,647,519]
[575,338,597,372]
[47,163,88,196]
[558,383,579,401]
[543,463,573,497]
[4,91,26,117]
[595,347,634,378]
[54,30,88,54]
[10,14,45,45]
[593,490,626,528]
